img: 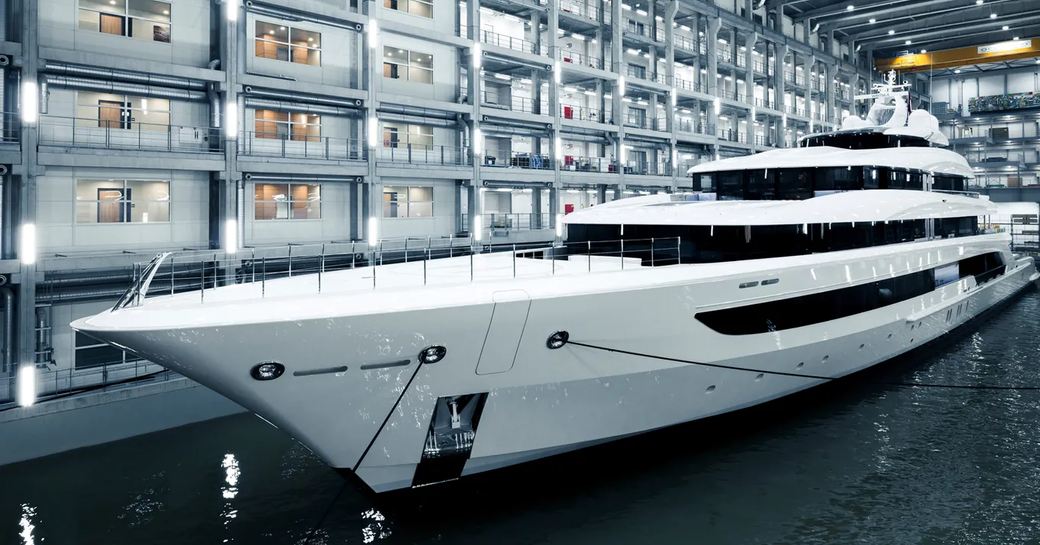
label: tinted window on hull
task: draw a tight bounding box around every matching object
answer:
[694,252,1006,335]
[699,166,944,200]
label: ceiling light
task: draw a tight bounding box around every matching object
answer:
[976,0,983,4]
[905,39,911,44]
[1013,36,1019,40]
[846,5,855,11]
[1002,25,1009,30]
[990,13,997,19]
[954,69,961,73]
[888,29,895,35]
[920,49,927,53]
[868,18,876,23]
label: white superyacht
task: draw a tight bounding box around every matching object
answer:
[73,77,1039,492]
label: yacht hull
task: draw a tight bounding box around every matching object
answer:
[73,243,1037,493]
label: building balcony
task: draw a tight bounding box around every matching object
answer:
[560,0,606,23]
[560,154,616,172]
[37,116,222,154]
[482,92,545,115]
[675,118,714,136]
[673,77,709,94]
[466,212,553,237]
[560,50,604,71]
[481,28,543,55]
[377,143,471,166]
[483,152,553,170]
[561,104,605,123]
[238,132,366,162]
[624,114,668,132]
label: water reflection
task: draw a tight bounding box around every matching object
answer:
[18,503,36,545]
[221,453,240,543]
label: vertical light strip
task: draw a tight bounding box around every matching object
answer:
[225,0,239,21]
[224,218,238,254]
[368,20,379,49]
[20,81,39,124]
[368,216,379,247]
[17,365,36,408]
[473,214,483,242]
[472,126,483,156]
[617,75,626,96]
[472,42,482,69]
[367,117,379,148]
[224,99,238,139]
[20,223,36,266]
[555,213,564,238]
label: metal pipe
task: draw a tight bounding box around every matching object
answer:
[377,112,459,128]
[1,287,13,373]
[243,97,359,117]
[43,61,208,90]
[246,1,363,32]
[243,87,361,108]
[209,83,222,129]
[42,75,207,101]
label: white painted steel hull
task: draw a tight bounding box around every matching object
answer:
[73,236,1037,492]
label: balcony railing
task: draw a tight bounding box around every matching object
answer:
[624,114,667,131]
[1,112,20,144]
[560,0,603,22]
[623,161,671,176]
[481,28,541,55]
[718,49,734,64]
[560,154,616,172]
[562,104,603,123]
[717,128,747,143]
[674,34,697,52]
[675,118,713,135]
[625,19,649,38]
[378,143,471,166]
[484,152,553,170]
[239,132,365,161]
[561,50,604,70]
[752,97,775,109]
[1,361,176,407]
[483,92,540,114]
[37,115,222,153]
[673,77,708,94]
[464,212,553,235]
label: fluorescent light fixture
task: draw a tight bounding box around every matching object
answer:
[811,22,820,33]
[493,73,511,81]
[905,39,911,45]
[671,89,677,106]
[572,33,585,41]
[224,100,238,139]
[713,97,721,115]
[920,49,927,53]
[473,126,483,156]
[976,0,983,4]
[367,117,378,148]
[368,216,378,247]
[20,223,36,266]
[368,19,379,48]
[20,81,38,124]
[954,68,961,73]
[554,136,562,159]
[888,29,895,35]
[17,365,35,408]
[225,0,238,21]
[471,42,481,69]
[555,214,564,237]
[554,61,561,84]
[618,75,626,95]
[990,13,997,19]
[1001,25,1009,30]
[846,4,854,11]
[868,18,876,23]
[473,214,483,241]
[564,86,578,92]
[225,219,238,254]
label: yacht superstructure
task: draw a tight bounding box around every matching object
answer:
[72,78,1039,492]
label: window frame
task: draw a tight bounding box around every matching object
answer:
[383,0,433,18]
[76,91,172,131]
[77,0,172,43]
[253,182,323,221]
[253,109,322,142]
[382,46,434,84]
[254,20,323,66]
[75,178,172,225]
[383,185,435,218]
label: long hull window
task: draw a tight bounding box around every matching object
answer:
[567,218,980,265]
[697,166,946,200]
[694,252,1006,335]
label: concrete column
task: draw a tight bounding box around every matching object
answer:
[706,16,721,135]
[467,0,482,238]
[808,54,816,131]
[611,0,624,186]
[775,44,787,144]
[665,0,678,188]
[219,0,241,252]
[744,32,757,146]
[16,0,40,370]
[531,187,542,229]
[549,0,561,219]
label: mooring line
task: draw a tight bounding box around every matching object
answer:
[567,340,1040,391]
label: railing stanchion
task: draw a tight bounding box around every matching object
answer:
[372,250,377,289]
[261,255,266,297]
[588,240,592,272]
[423,249,428,285]
[288,245,293,277]
[404,238,409,263]
[513,243,517,278]
[621,239,625,270]
[352,242,357,270]
[319,243,325,293]
[200,258,205,303]
[470,250,474,282]
[251,248,256,283]
[551,244,556,275]
[651,237,655,267]
[677,236,681,265]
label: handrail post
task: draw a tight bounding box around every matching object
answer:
[262,255,266,297]
[170,256,176,295]
[677,236,681,265]
[319,243,325,293]
[551,243,556,275]
[470,250,474,282]
[587,240,592,272]
[404,238,409,263]
[352,241,357,269]
[513,243,517,278]
[423,249,428,285]
[200,258,205,303]
[621,239,625,270]
[651,237,655,267]
[288,245,293,277]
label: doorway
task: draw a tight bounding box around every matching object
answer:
[97,188,131,223]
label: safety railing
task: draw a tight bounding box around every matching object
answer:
[673,77,708,94]
[560,0,603,22]
[674,34,697,52]
[559,154,616,172]
[238,131,365,161]
[625,19,649,38]
[377,143,471,166]
[483,92,539,114]
[0,361,176,406]
[675,118,714,136]
[718,48,734,64]
[717,128,747,143]
[484,152,553,169]
[560,50,604,70]
[561,103,603,122]
[623,161,672,176]
[481,28,541,55]
[37,115,223,153]
[0,111,20,144]
[113,236,685,307]
[463,212,553,235]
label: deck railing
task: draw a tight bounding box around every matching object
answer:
[114,236,683,308]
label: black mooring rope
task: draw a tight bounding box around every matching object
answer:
[566,340,1040,391]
